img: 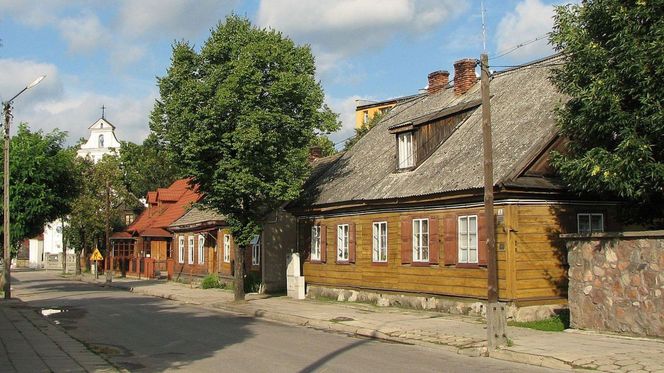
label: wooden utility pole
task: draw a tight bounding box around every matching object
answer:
[481,53,507,348]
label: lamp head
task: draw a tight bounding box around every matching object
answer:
[27,75,46,89]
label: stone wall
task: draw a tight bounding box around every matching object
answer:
[565,231,664,337]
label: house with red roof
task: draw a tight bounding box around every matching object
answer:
[109,179,201,277]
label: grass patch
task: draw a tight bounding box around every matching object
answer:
[508,310,570,332]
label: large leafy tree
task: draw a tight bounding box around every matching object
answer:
[151,15,339,300]
[64,155,136,274]
[0,124,78,253]
[550,1,664,220]
[119,133,182,198]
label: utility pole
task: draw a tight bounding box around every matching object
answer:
[481,53,507,348]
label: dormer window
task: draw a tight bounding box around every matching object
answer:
[397,132,414,169]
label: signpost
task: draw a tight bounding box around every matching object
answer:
[90,248,103,279]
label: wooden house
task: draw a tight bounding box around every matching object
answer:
[168,206,296,293]
[288,55,621,310]
[109,179,200,277]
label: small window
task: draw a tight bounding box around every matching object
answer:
[124,214,134,225]
[398,132,414,169]
[337,224,349,261]
[223,234,231,263]
[362,110,369,124]
[311,226,321,261]
[188,236,194,264]
[458,215,478,264]
[372,222,388,262]
[251,235,261,266]
[178,236,185,264]
[578,213,604,234]
[98,134,104,148]
[412,219,429,262]
[198,235,205,264]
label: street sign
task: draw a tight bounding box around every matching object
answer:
[91,248,103,261]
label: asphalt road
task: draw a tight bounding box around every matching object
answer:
[12,271,562,372]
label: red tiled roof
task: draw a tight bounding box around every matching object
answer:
[139,228,172,237]
[110,231,133,239]
[147,191,157,204]
[122,178,200,238]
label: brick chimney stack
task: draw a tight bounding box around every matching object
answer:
[427,70,449,95]
[453,58,478,96]
[308,146,322,162]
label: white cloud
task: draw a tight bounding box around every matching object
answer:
[116,0,240,41]
[325,95,363,148]
[495,0,555,61]
[58,12,109,53]
[0,58,153,144]
[256,0,466,74]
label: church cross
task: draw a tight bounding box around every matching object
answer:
[101,105,106,119]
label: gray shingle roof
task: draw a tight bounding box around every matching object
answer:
[298,55,565,207]
[169,207,226,229]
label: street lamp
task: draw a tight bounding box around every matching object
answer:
[3,75,46,299]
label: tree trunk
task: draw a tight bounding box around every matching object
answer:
[76,249,82,276]
[233,245,245,301]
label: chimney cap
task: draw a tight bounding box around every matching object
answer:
[428,70,450,79]
[454,58,478,66]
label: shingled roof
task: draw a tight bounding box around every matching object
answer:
[169,207,226,231]
[295,55,565,208]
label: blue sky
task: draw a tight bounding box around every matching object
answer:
[0,0,569,148]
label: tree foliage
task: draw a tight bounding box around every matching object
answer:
[151,15,339,299]
[0,124,78,251]
[309,134,337,157]
[64,154,137,272]
[549,1,664,217]
[119,133,182,198]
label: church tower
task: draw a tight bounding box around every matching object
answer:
[77,111,121,163]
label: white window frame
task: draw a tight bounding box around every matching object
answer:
[412,218,429,262]
[251,235,261,266]
[178,236,185,264]
[198,234,205,264]
[372,222,388,262]
[337,224,349,261]
[577,213,604,234]
[223,234,231,263]
[188,236,195,264]
[458,215,478,264]
[397,132,414,169]
[362,110,369,124]
[311,226,321,261]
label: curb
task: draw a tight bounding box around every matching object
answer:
[75,276,580,370]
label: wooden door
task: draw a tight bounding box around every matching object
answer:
[151,240,167,260]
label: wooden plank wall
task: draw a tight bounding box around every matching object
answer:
[302,207,510,300]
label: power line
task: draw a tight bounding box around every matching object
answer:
[491,34,549,60]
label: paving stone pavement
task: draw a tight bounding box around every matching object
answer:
[0,298,117,372]
[78,273,664,372]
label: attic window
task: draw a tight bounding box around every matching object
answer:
[397,132,414,169]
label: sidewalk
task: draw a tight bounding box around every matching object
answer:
[79,274,664,372]
[0,298,116,372]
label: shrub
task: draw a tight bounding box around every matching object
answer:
[201,274,222,289]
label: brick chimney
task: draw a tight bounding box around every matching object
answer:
[453,58,478,96]
[308,146,322,162]
[427,70,449,95]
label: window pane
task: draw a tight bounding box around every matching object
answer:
[469,216,477,234]
[578,214,590,233]
[591,214,603,232]
[469,247,477,263]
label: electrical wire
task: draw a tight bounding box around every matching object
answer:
[491,34,549,60]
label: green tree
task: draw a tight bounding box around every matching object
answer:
[119,133,182,198]
[65,154,137,274]
[309,134,337,157]
[0,124,78,254]
[550,1,664,220]
[344,111,384,151]
[151,15,339,300]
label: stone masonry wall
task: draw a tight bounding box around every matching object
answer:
[566,232,664,337]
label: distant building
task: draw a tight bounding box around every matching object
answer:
[76,116,121,162]
[355,95,420,129]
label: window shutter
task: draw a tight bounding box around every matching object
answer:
[478,213,488,266]
[443,215,458,265]
[304,223,312,262]
[349,222,356,263]
[400,216,412,264]
[320,225,327,263]
[429,216,439,264]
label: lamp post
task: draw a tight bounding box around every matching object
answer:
[3,75,46,299]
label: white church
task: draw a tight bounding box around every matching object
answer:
[27,114,121,269]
